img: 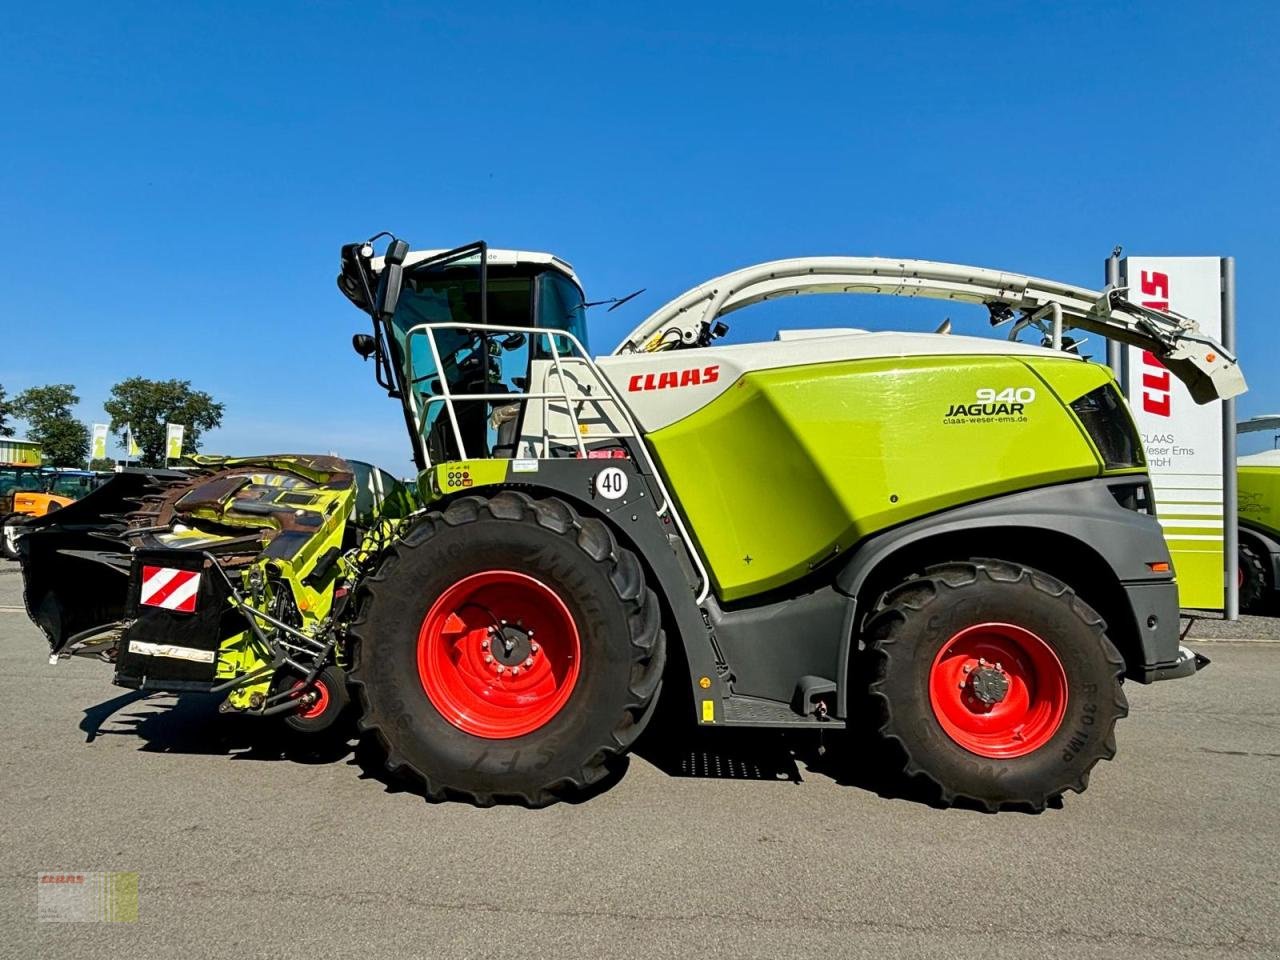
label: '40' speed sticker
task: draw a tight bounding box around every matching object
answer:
[595,466,629,500]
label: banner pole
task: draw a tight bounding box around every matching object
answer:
[1105,253,1122,374]
[1222,257,1239,621]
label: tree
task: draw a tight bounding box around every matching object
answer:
[0,383,14,438]
[13,384,91,467]
[103,377,225,466]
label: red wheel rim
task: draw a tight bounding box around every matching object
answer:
[928,622,1068,758]
[418,570,580,739]
[291,679,330,720]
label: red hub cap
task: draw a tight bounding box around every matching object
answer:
[291,679,330,720]
[418,570,580,739]
[928,622,1068,758]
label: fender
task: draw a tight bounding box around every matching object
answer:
[421,457,727,716]
[831,477,1180,715]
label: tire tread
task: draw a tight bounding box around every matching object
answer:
[864,558,1128,813]
[347,490,664,807]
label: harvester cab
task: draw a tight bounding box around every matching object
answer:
[339,240,602,467]
[16,232,1246,813]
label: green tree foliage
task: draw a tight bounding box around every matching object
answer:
[103,377,225,466]
[0,383,14,438]
[13,384,91,467]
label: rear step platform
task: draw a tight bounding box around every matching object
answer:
[721,694,845,729]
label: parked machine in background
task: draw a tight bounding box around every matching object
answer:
[2,467,105,560]
[1236,416,1280,612]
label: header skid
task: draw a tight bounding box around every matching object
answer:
[615,257,1245,404]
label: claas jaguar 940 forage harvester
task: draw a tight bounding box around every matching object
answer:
[17,236,1246,810]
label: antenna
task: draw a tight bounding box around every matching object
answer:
[584,288,646,312]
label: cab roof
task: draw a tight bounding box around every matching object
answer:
[370,248,582,289]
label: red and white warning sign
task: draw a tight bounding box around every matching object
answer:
[139,565,201,613]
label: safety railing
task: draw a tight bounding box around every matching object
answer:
[403,322,620,462]
[401,321,712,602]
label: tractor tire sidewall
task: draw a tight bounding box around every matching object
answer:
[354,498,659,803]
[868,563,1126,808]
[1238,543,1268,614]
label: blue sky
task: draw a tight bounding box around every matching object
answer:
[3,1,1277,471]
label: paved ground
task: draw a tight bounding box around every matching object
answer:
[1,564,1277,959]
[1183,608,1280,642]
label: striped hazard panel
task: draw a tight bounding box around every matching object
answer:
[139,565,201,614]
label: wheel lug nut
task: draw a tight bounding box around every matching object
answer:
[530,643,540,653]
[484,654,493,663]
[497,665,506,674]
[524,657,533,668]
[481,639,490,650]
[512,666,521,676]
[962,664,972,673]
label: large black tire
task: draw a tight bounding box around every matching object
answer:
[863,559,1128,812]
[349,491,665,806]
[1238,541,1269,614]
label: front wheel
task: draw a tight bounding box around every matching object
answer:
[349,491,665,806]
[862,559,1128,812]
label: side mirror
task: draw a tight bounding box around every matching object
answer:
[384,238,409,266]
[380,263,404,319]
[352,333,377,360]
[378,238,411,320]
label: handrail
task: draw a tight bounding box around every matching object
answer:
[401,321,713,602]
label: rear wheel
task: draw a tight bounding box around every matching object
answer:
[349,491,665,806]
[1238,541,1269,614]
[863,559,1127,811]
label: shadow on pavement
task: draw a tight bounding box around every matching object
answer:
[635,720,1057,814]
[81,691,356,765]
[348,733,631,807]
[78,689,1052,812]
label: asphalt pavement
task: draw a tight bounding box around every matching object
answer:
[1,564,1277,959]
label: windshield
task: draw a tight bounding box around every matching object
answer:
[0,467,43,497]
[49,474,95,498]
[537,271,589,356]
